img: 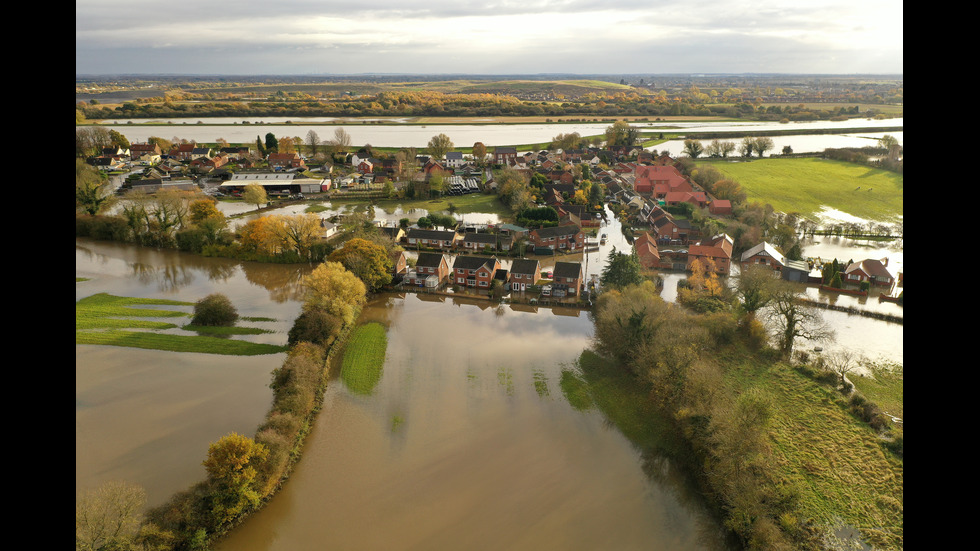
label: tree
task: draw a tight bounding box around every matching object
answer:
[601,247,642,289]
[191,293,239,326]
[189,198,222,225]
[306,129,321,158]
[76,159,116,215]
[264,132,279,154]
[471,142,488,165]
[243,183,267,210]
[753,137,774,158]
[739,137,755,158]
[736,265,779,320]
[203,432,269,527]
[683,139,704,158]
[764,281,834,358]
[301,261,367,326]
[427,133,454,160]
[330,127,352,156]
[76,481,147,551]
[269,214,322,259]
[328,237,393,291]
[826,349,860,390]
[713,179,747,204]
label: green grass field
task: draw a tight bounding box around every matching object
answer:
[340,322,388,395]
[700,157,903,223]
[75,293,287,355]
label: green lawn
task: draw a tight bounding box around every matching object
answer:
[75,293,287,356]
[340,322,388,395]
[700,157,903,223]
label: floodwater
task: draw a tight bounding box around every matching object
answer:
[75,239,310,506]
[215,293,730,551]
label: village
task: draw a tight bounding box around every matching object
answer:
[90,133,901,309]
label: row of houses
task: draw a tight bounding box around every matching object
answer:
[401,253,585,297]
[404,223,587,255]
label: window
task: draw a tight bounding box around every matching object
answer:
[479,281,488,287]
[457,277,465,284]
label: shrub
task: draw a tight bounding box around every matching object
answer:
[288,310,342,348]
[191,293,239,326]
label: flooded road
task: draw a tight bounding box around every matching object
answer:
[215,293,729,551]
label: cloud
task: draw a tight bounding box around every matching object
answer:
[75,0,902,74]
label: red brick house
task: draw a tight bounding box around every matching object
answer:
[664,190,708,209]
[634,164,691,196]
[269,152,307,169]
[552,261,584,297]
[844,259,894,287]
[406,252,450,287]
[130,142,162,159]
[740,242,786,272]
[452,256,501,289]
[708,199,732,216]
[529,225,585,252]
[687,234,734,275]
[633,232,661,270]
[509,259,541,291]
[494,147,518,165]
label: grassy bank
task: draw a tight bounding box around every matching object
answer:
[339,322,388,395]
[700,157,904,222]
[75,292,287,356]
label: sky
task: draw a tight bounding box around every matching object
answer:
[75,0,903,76]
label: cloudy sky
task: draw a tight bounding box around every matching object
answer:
[75,0,903,75]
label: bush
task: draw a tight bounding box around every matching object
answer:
[191,293,239,326]
[287,310,342,348]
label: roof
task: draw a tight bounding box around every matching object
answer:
[462,232,498,244]
[415,252,448,268]
[532,225,580,239]
[740,242,786,265]
[552,261,582,280]
[453,255,499,271]
[510,259,540,276]
[407,228,457,241]
[845,259,893,279]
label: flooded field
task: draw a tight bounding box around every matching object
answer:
[215,293,729,551]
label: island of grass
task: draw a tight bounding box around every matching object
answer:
[75,293,287,356]
[340,322,388,395]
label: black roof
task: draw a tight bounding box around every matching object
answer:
[533,225,580,238]
[415,252,447,268]
[553,261,582,280]
[510,259,540,275]
[453,255,498,271]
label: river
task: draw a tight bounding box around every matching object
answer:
[84,117,902,154]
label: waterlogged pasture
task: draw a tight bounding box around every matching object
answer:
[75,292,287,355]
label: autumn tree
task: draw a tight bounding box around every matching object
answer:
[471,142,488,165]
[76,481,149,551]
[242,183,267,210]
[427,133,454,160]
[189,198,222,224]
[277,136,296,154]
[735,264,779,322]
[302,261,367,326]
[269,214,322,259]
[191,293,239,326]
[683,139,705,158]
[238,216,279,256]
[328,237,393,291]
[752,137,774,158]
[713,179,747,204]
[203,432,269,528]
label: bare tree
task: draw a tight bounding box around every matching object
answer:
[76,481,146,551]
[764,281,834,358]
[826,349,861,389]
[306,129,321,158]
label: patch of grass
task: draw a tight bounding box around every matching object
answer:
[182,324,272,336]
[850,362,903,421]
[559,368,593,411]
[532,369,550,397]
[728,359,903,549]
[76,293,286,355]
[339,322,388,395]
[701,157,903,222]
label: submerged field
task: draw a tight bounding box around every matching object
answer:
[75,292,287,355]
[701,157,903,223]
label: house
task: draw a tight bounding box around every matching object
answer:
[452,256,501,289]
[687,234,734,275]
[708,199,732,216]
[844,259,894,287]
[406,252,451,288]
[389,250,408,277]
[406,228,458,250]
[444,151,464,168]
[169,143,196,161]
[633,232,661,270]
[319,219,339,239]
[130,142,162,160]
[269,152,306,169]
[528,225,585,252]
[379,226,406,243]
[552,261,584,297]
[509,259,541,291]
[741,242,786,271]
[461,232,499,252]
[633,164,689,196]
[493,146,518,165]
[664,190,708,209]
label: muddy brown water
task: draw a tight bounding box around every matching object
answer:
[215,293,729,550]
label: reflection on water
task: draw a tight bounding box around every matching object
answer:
[215,293,729,551]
